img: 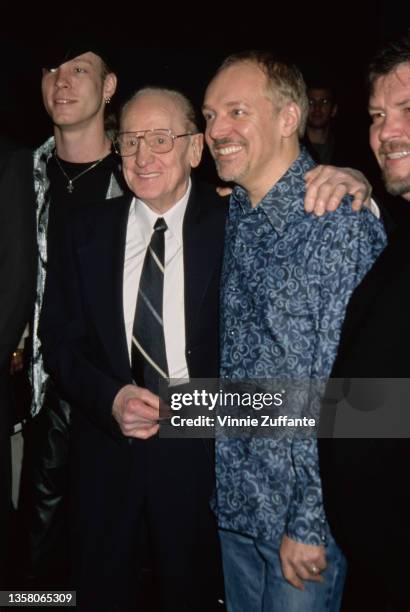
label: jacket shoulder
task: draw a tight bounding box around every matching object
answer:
[191,180,229,217]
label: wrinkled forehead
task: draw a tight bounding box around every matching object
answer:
[121,94,187,132]
[205,62,269,104]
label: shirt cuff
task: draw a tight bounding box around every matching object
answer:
[366,197,380,218]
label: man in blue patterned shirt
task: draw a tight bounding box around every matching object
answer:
[202,51,387,612]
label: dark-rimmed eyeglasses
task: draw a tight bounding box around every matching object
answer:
[308,98,333,107]
[114,129,196,156]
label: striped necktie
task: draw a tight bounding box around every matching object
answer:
[131,217,169,393]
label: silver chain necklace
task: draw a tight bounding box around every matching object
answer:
[53,150,105,193]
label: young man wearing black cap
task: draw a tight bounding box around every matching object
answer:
[22,44,125,584]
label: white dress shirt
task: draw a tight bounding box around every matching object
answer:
[123,182,190,381]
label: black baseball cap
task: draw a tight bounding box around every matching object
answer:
[41,38,114,72]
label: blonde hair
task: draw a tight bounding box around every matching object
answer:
[217,50,308,137]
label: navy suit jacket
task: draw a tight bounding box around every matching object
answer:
[39,180,227,439]
[39,180,227,602]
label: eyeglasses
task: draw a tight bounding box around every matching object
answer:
[308,98,333,107]
[114,129,196,156]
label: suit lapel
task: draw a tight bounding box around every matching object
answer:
[183,182,226,347]
[79,193,133,380]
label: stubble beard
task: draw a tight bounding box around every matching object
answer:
[382,168,410,199]
[215,158,250,186]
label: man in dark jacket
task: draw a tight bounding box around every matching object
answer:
[319,32,410,612]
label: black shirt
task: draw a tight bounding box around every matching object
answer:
[46,151,123,257]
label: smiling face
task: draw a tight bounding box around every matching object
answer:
[120,92,203,213]
[369,62,410,200]
[203,61,300,205]
[41,52,116,131]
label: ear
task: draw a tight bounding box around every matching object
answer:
[281,103,301,138]
[189,133,204,168]
[331,103,338,118]
[103,73,117,100]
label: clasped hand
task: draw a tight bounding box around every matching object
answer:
[112,384,161,439]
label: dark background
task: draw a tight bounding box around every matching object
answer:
[0,1,407,188]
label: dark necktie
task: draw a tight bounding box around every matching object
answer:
[131,217,169,393]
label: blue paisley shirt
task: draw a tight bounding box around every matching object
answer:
[215,149,387,546]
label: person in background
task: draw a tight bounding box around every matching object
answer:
[304,82,340,164]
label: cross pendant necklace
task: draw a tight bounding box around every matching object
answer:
[53,150,105,193]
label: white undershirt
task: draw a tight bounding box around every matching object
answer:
[123,181,190,381]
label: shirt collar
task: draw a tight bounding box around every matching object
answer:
[231,148,315,235]
[132,178,191,243]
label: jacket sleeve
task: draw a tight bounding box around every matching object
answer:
[38,214,127,439]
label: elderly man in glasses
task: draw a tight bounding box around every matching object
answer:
[39,85,376,611]
[39,86,225,611]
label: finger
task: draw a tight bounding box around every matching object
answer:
[305,172,336,214]
[122,408,157,425]
[304,573,325,583]
[132,405,160,422]
[124,411,158,425]
[302,565,325,583]
[323,184,350,212]
[216,186,232,197]
[294,565,312,581]
[311,198,327,217]
[132,423,160,440]
[121,421,153,437]
[122,412,159,433]
[351,188,368,211]
[304,182,319,213]
[304,165,326,185]
[280,558,305,591]
[281,565,305,590]
[308,553,328,573]
[127,398,160,419]
[136,387,161,406]
[312,182,339,215]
